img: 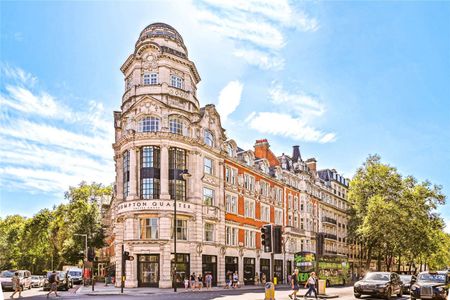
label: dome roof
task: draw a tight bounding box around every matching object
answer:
[137,22,186,52]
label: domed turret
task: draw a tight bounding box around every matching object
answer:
[135,22,188,58]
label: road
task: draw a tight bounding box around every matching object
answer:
[2,285,415,300]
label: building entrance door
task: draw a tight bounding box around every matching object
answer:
[137,254,160,287]
[171,253,190,288]
[243,257,255,285]
[260,258,270,283]
[274,259,283,283]
[225,256,238,282]
[202,255,217,287]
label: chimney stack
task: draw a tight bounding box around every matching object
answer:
[292,145,301,163]
[306,158,317,173]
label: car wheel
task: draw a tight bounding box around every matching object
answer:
[354,293,361,298]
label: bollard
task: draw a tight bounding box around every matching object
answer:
[264,281,275,300]
[318,279,326,295]
[273,277,277,285]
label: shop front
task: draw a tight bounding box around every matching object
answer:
[171,253,190,288]
[243,257,255,285]
[202,255,217,286]
[225,256,238,281]
[260,258,270,282]
[274,259,283,283]
[137,254,160,287]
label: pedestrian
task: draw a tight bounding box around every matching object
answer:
[190,272,196,291]
[197,273,203,291]
[10,272,22,299]
[261,272,266,285]
[184,276,189,291]
[47,270,59,298]
[288,269,300,300]
[304,272,318,299]
[205,273,212,290]
[232,272,238,288]
[255,272,260,285]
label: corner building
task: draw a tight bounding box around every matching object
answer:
[112,23,352,288]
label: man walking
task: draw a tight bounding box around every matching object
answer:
[10,272,22,298]
[304,272,318,299]
[47,270,59,298]
[288,269,300,300]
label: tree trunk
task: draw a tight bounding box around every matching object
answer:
[365,246,372,270]
[377,252,382,271]
[397,254,401,272]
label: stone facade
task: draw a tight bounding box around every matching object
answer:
[111,23,353,289]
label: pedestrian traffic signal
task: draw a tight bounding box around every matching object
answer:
[272,225,282,254]
[123,251,134,261]
[261,224,272,252]
[87,247,95,262]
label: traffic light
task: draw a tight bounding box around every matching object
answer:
[87,247,95,262]
[272,225,282,254]
[261,224,272,252]
[123,251,134,261]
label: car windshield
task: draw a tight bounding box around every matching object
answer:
[0,271,14,278]
[400,275,412,281]
[68,271,81,277]
[418,273,446,283]
[364,273,390,281]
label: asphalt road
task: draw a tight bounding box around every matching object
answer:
[2,285,415,300]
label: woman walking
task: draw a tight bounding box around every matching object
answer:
[304,272,318,299]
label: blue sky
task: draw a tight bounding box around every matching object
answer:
[1,1,449,231]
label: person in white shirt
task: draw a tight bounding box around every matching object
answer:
[304,272,318,299]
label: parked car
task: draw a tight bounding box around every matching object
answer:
[353,271,403,299]
[399,274,416,294]
[43,271,73,291]
[410,271,449,300]
[30,275,44,288]
[67,268,83,285]
[0,270,32,291]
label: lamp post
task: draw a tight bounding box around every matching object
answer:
[173,169,191,292]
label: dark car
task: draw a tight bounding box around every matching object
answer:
[400,274,416,294]
[410,271,449,300]
[353,271,403,299]
[43,271,73,291]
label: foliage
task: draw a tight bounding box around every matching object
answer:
[0,182,112,274]
[348,155,449,271]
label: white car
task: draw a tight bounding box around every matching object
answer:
[0,270,32,291]
[30,275,44,288]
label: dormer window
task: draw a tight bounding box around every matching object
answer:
[227,144,234,157]
[171,75,183,89]
[139,116,160,132]
[204,130,214,147]
[143,73,158,85]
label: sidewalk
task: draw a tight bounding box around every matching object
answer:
[76,283,283,296]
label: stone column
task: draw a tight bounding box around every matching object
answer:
[160,145,170,199]
[127,147,137,200]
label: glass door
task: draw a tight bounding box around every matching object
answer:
[243,257,255,285]
[138,254,160,287]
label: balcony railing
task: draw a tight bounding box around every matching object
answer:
[322,216,337,225]
[323,233,338,240]
[325,250,338,255]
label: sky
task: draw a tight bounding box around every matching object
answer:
[1,1,449,231]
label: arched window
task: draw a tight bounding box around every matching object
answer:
[204,130,214,147]
[169,117,183,135]
[139,117,160,132]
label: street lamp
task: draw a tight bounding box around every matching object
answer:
[173,169,191,292]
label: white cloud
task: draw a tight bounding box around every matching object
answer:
[216,81,244,124]
[246,112,336,143]
[193,0,318,70]
[233,48,284,70]
[1,64,37,86]
[269,83,326,119]
[0,65,114,195]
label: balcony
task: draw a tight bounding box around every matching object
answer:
[325,250,338,255]
[322,216,337,225]
[284,226,305,236]
[323,233,338,241]
[202,206,220,220]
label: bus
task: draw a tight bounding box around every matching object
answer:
[294,251,350,286]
